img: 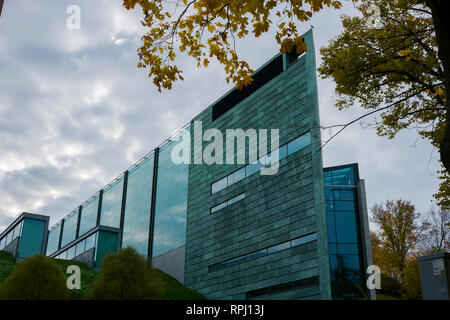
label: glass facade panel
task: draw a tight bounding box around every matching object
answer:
[334,201,355,212]
[18,219,46,258]
[335,211,358,243]
[75,240,86,257]
[85,233,96,251]
[122,156,154,257]
[95,231,118,268]
[337,244,359,255]
[100,177,124,228]
[152,141,189,257]
[324,165,364,300]
[61,211,78,248]
[331,167,355,186]
[67,245,76,260]
[46,223,61,256]
[79,195,99,236]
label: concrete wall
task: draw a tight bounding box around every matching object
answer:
[72,247,95,268]
[184,29,329,300]
[152,245,185,284]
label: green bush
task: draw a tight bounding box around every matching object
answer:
[377,274,402,299]
[0,254,70,300]
[87,247,164,300]
[0,261,15,285]
[0,251,15,263]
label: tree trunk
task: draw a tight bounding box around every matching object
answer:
[427,0,450,172]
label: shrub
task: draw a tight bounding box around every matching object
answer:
[0,254,70,300]
[0,251,15,263]
[87,247,164,300]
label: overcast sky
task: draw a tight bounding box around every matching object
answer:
[0,0,441,231]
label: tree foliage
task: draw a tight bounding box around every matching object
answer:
[420,205,450,253]
[123,0,343,91]
[318,0,449,206]
[87,247,164,300]
[402,259,422,300]
[371,199,427,279]
[0,254,70,300]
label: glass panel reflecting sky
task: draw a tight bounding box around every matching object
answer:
[61,211,78,248]
[46,223,61,256]
[100,177,124,228]
[122,156,154,257]
[79,195,99,236]
[152,141,189,257]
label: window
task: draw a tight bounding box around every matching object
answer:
[122,156,154,257]
[61,211,78,248]
[210,193,245,214]
[287,132,311,155]
[267,241,291,254]
[79,195,99,236]
[209,233,317,271]
[211,177,227,194]
[100,177,124,228]
[152,140,189,257]
[227,167,245,185]
[211,131,311,195]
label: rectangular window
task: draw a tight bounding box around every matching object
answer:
[291,233,317,247]
[61,211,78,248]
[227,167,245,186]
[100,177,124,229]
[211,176,228,194]
[152,140,189,257]
[67,245,76,260]
[75,240,86,257]
[211,201,227,214]
[79,195,99,237]
[227,193,245,206]
[267,241,291,254]
[122,156,154,257]
[287,132,311,155]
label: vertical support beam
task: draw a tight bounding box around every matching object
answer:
[75,205,82,239]
[118,170,129,250]
[147,147,160,260]
[58,220,64,251]
[357,179,376,300]
[96,190,104,226]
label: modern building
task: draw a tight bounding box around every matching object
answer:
[0,212,49,261]
[0,29,373,299]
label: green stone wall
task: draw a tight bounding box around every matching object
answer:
[185,30,330,299]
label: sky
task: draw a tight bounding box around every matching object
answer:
[0,0,442,231]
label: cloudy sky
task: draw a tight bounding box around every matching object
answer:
[0,0,441,231]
